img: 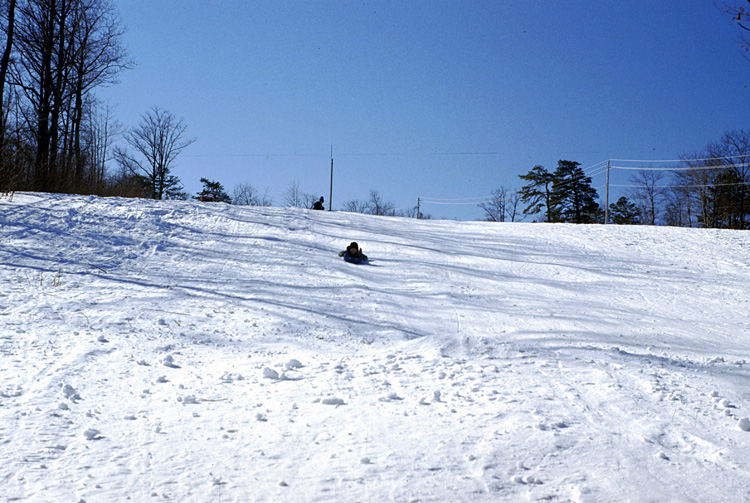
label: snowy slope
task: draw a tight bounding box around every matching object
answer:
[1,192,749,503]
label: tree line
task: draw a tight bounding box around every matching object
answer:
[481,130,749,230]
[480,160,605,224]
[0,0,134,196]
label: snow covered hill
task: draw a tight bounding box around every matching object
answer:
[1,192,749,502]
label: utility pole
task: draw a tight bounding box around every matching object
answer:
[329,145,333,211]
[605,159,610,224]
[417,198,420,219]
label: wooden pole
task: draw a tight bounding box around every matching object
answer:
[605,159,610,224]
[328,145,333,211]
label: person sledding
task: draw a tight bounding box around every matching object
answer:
[312,196,325,210]
[338,241,368,264]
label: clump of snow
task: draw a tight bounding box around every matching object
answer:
[162,355,180,368]
[262,367,280,380]
[284,359,303,370]
[739,417,750,432]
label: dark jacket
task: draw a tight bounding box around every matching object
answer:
[338,249,368,262]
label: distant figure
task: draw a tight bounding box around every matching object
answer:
[338,241,368,264]
[312,196,325,210]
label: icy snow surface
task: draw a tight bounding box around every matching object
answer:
[1,192,750,502]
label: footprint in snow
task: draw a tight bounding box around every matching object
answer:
[379,392,403,402]
[180,395,199,405]
[419,391,443,405]
[83,428,103,440]
[321,397,346,406]
[512,474,542,485]
[61,383,81,402]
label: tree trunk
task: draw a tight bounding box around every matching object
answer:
[0,0,17,153]
[34,0,56,192]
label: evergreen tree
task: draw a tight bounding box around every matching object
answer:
[195,178,231,203]
[609,196,641,225]
[518,165,557,222]
[551,160,600,223]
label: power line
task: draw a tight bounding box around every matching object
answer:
[421,195,496,202]
[338,151,503,157]
[609,154,750,164]
[610,182,747,189]
[420,199,496,206]
[609,163,742,171]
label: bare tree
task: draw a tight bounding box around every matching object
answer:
[68,0,132,188]
[283,180,316,208]
[12,0,58,190]
[0,0,17,193]
[342,198,368,213]
[9,0,129,193]
[479,187,509,222]
[0,0,16,144]
[664,185,693,227]
[365,189,395,215]
[86,100,122,193]
[233,182,257,206]
[255,187,273,206]
[114,106,194,199]
[506,190,522,222]
[233,183,273,206]
[628,169,665,225]
[283,180,302,207]
[705,129,750,229]
[674,152,725,228]
[722,1,750,55]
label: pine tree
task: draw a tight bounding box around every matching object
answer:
[196,178,231,203]
[518,165,557,222]
[551,160,600,223]
[609,196,641,225]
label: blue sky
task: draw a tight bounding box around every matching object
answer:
[101,0,750,220]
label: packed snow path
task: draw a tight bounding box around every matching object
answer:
[1,192,749,502]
